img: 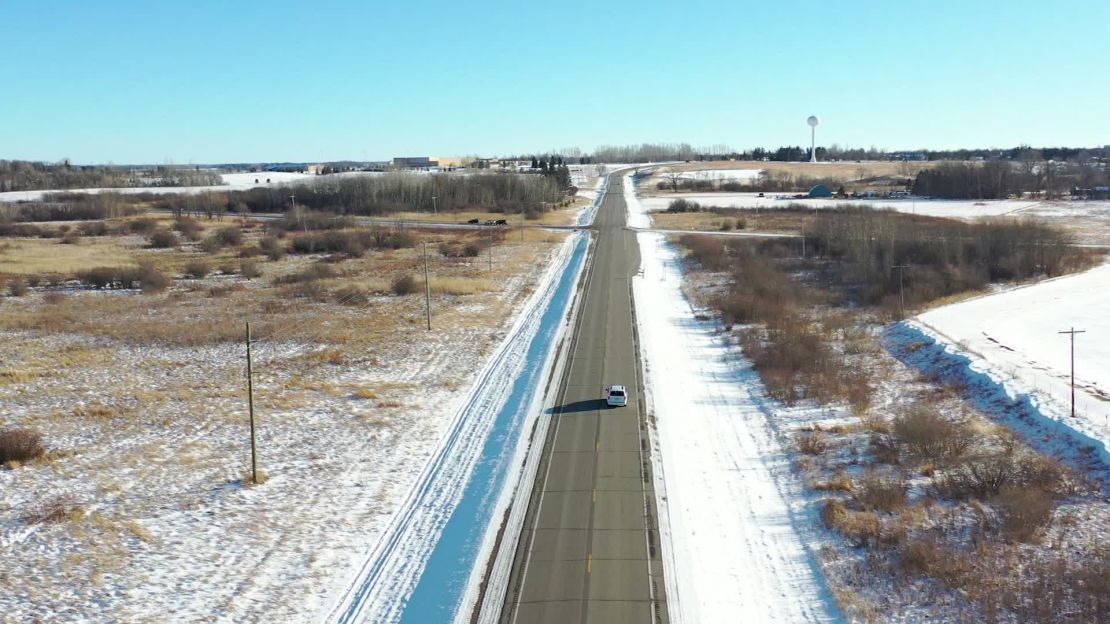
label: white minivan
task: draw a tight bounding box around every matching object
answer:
[605,385,628,407]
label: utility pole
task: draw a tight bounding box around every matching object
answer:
[291,194,306,233]
[488,226,493,271]
[893,264,909,318]
[431,195,437,215]
[520,205,526,242]
[245,321,259,485]
[423,242,432,330]
[1058,327,1086,419]
[801,224,806,260]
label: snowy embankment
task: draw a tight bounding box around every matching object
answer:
[676,168,764,181]
[327,233,588,624]
[886,263,1110,482]
[574,174,607,226]
[629,175,841,623]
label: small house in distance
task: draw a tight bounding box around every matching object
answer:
[808,184,833,198]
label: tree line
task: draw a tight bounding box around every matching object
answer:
[911,161,1108,199]
[0,160,223,192]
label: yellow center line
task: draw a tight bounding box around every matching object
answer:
[586,553,592,574]
[592,488,597,502]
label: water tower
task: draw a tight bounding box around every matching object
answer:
[807,115,820,162]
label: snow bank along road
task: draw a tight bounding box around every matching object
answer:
[498,173,669,623]
[628,172,842,623]
[325,231,588,623]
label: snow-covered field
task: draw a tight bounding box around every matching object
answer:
[674,168,763,181]
[0,171,392,202]
[0,237,571,622]
[910,263,1110,466]
[638,192,1050,218]
[630,177,840,623]
[634,184,1110,244]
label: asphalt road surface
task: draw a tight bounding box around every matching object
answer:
[500,174,668,623]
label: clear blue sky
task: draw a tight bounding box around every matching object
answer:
[2,0,1107,164]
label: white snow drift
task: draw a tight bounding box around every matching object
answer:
[630,174,840,623]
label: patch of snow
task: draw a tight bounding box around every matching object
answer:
[636,193,1046,219]
[624,171,650,228]
[631,192,841,622]
[675,168,764,181]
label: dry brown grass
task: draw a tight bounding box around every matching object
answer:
[853,470,907,512]
[796,431,829,455]
[812,470,854,492]
[350,387,379,400]
[0,237,136,277]
[820,499,881,547]
[22,494,84,525]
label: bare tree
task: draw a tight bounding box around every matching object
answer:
[662,171,683,193]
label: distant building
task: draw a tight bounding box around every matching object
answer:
[891,151,928,161]
[391,157,439,170]
[808,184,833,198]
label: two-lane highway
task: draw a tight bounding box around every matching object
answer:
[500,174,668,623]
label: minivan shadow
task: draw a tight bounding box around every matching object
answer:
[548,398,609,414]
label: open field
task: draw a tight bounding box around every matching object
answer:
[634,189,1110,246]
[915,262,1110,456]
[0,238,137,275]
[376,203,581,227]
[647,159,937,180]
[0,213,569,620]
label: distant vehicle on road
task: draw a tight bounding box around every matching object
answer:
[466,218,480,224]
[483,219,497,226]
[605,385,627,407]
[494,219,508,225]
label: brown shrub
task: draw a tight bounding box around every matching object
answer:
[22,494,82,525]
[43,291,67,305]
[281,281,328,301]
[126,218,159,235]
[207,284,245,298]
[147,229,180,249]
[240,259,262,279]
[138,264,171,294]
[183,260,211,279]
[820,498,881,547]
[215,226,243,246]
[796,431,828,455]
[893,404,971,461]
[899,536,971,585]
[934,453,1066,501]
[0,428,45,464]
[391,275,419,295]
[274,262,337,285]
[173,217,203,241]
[333,285,370,306]
[853,469,907,512]
[994,486,1054,543]
[7,278,29,297]
[812,470,854,492]
[259,236,285,261]
[75,264,169,294]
